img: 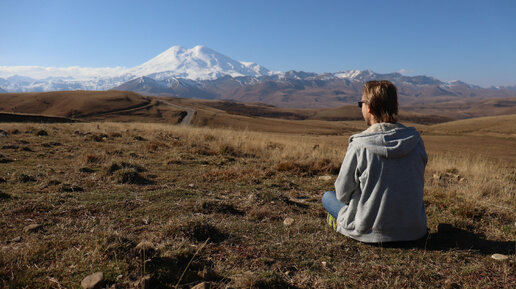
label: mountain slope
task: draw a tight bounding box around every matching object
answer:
[130,45,269,80]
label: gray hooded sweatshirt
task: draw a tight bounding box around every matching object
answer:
[334,123,428,243]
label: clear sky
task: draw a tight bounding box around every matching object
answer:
[1,0,515,86]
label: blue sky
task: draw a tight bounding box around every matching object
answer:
[1,0,515,86]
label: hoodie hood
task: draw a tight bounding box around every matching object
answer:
[349,123,422,159]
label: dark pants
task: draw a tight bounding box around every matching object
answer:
[321,191,347,219]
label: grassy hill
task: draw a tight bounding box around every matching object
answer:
[0,121,514,288]
[0,90,514,287]
[426,114,516,138]
[0,91,152,118]
[0,91,189,123]
[404,97,516,119]
[0,90,488,128]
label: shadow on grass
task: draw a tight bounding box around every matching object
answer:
[375,223,515,255]
[144,255,223,288]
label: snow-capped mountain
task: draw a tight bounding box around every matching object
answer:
[130,45,270,80]
[1,45,515,109]
[0,45,270,92]
[111,68,516,108]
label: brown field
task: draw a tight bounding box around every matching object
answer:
[0,113,515,288]
[0,91,515,288]
[404,97,516,119]
[3,91,509,127]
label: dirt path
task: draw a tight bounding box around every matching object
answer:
[159,100,196,125]
[92,98,196,125]
[91,99,155,117]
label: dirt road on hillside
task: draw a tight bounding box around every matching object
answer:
[160,100,196,125]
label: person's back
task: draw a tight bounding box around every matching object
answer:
[334,122,427,242]
[322,80,428,243]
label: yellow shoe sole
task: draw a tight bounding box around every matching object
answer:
[327,213,337,231]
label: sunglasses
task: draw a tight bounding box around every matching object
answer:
[358,101,368,108]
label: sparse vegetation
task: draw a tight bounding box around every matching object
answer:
[0,121,514,288]
[36,129,48,136]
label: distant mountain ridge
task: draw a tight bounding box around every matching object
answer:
[113,69,516,108]
[1,45,516,108]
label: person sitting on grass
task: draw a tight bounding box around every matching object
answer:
[322,80,428,243]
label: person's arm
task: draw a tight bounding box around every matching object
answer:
[334,144,359,204]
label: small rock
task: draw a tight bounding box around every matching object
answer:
[81,272,104,289]
[318,175,332,181]
[321,261,328,268]
[188,183,195,188]
[491,254,509,261]
[433,174,441,180]
[11,236,22,242]
[132,274,151,289]
[191,282,210,289]
[283,217,294,226]
[444,280,461,289]
[23,224,42,233]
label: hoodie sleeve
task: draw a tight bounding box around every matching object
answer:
[334,143,359,204]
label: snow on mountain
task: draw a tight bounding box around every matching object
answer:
[0,44,506,98]
[0,45,271,92]
[129,45,270,80]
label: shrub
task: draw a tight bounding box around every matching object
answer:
[85,154,104,163]
[36,130,48,136]
[79,167,95,173]
[181,221,229,243]
[114,168,149,185]
[17,174,36,183]
[59,184,84,192]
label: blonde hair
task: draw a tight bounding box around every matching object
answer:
[362,80,399,123]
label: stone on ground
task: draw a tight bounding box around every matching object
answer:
[23,224,42,233]
[318,175,332,181]
[81,272,104,289]
[491,254,509,261]
[191,282,210,289]
[283,217,294,226]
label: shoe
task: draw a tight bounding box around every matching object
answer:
[327,213,337,231]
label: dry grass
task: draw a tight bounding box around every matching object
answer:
[0,121,514,288]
